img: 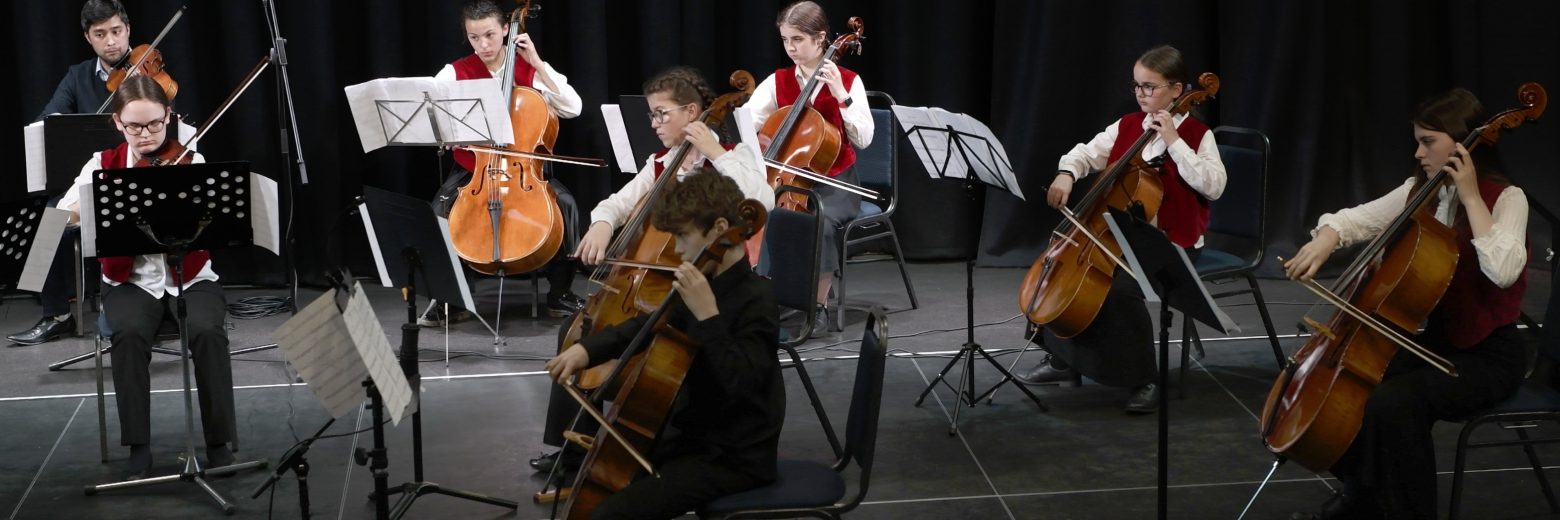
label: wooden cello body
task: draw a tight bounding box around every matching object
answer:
[560,70,757,391]
[1018,73,1220,338]
[446,1,564,276]
[1259,83,1547,472]
[559,200,768,519]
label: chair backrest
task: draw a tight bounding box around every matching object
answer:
[763,186,823,314]
[854,91,899,215]
[838,307,887,510]
[1205,126,1270,263]
[1534,200,1560,367]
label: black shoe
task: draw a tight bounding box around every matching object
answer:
[1124,383,1160,414]
[547,292,586,318]
[1015,355,1082,387]
[529,449,583,473]
[1291,489,1381,520]
[7,316,73,346]
[418,304,472,327]
[122,444,152,481]
[206,444,235,468]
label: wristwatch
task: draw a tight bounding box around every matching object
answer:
[842,97,855,107]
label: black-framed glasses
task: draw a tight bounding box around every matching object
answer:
[1130,82,1170,95]
[120,115,169,136]
[647,103,695,124]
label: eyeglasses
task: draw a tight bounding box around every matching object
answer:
[1130,82,1171,96]
[647,103,695,124]
[120,116,168,136]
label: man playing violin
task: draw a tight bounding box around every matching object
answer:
[421,0,587,327]
[9,0,135,347]
[545,169,783,520]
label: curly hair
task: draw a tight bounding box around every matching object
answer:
[651,167,745,234]
[642,66,716,110]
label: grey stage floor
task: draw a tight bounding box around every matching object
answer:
[0,261,1555,519]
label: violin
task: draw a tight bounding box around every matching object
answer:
[556,199,769,520]
[446,0,566,277]
[99,6,186,114]
[1259,83,1547,472]
[1017,73,1220,338]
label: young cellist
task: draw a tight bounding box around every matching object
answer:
[1285,88,1529,520]
[530,66,772,478]
[422,0,586,326]
[1017,45,1226,414]
[545,169,783,519]
[56,75,239,480]
[9,0,134,347]
[742,0,874,335]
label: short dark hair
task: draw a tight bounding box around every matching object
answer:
[1137,45,1188,86]
[81,0,128,32]
[462,0,505,26]
[651,168,745,234]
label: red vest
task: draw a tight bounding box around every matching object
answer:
[1109,112,1212,248]
[652,143,738,179]
[773,65,857,177]
[1434,177,1529,348]
[97,143,211,283]
[450,53,536,172]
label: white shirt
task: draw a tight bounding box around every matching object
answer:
[58,151,221,298]
[744,68,874,150]
[95,59,110,82]
[435,60,583,119]
[589,141,773,230]
[1315,178,1529,288]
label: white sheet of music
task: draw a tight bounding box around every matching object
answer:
[600,104,638,174]
[274,284,413,425]
[78,184,96,257]
[24,122,45,192]
[734,106,766,169]
[16,208,70,292]
[250,173,281,255]
[891,105,1024,201]
[344,77,513,153]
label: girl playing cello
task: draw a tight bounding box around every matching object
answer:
[1017,45,1226,414]
[743,0,874,335]
[1284,88,1530,520]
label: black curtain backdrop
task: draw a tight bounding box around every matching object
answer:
[8,1,1557,287]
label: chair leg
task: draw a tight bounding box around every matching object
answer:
[1245,273,1285,368]
[885,221,918,309]
[95,336,109,463]
[1449,419,1481,520]
[1516,428,1560,512]
[783,347,842,458]
[531,275,540,319]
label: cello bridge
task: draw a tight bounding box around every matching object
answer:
[1301,317,1338,341]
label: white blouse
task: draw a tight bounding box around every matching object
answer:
[1315,178,1529,288]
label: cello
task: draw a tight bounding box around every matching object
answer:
[1017,73,1220,338]
[558,71,757,391]
[554,199,768,520]
[758,16,867,213]
[1259,83,1547,472]
[446,0,565,277]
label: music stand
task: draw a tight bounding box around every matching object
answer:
[896,106,1045,435]
[0,194,70,293]
[79,161,270,513]
[355,186,519,519]
[1103,207,1238,520]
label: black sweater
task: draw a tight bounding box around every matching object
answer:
[38,58,112,120]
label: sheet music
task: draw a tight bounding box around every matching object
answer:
[600,104,638,174]
[734,106,766,169]
[891,105,1025,201]
[274,284,414,424]
[78,184,96,257]
[16,208,70,292]
[250,173,280,255]
[343,77,513,153]
[357,201,393,288]
[24,121,45,192]
[890,105,963,180]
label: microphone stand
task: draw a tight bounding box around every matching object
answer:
[260,0,310,313]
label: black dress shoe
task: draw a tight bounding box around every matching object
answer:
[1015,356,1082,386]
[1124,383,1160,414]
[7,316,73,346]
[529,449,584,473]
[547,292,586,318]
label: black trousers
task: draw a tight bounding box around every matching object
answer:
[1330,322,1527,519]
[589,455,766,520]
[104,280,236,446]
[543,317,597,448]
[433,167,580,302]
[1042,247,1200,388]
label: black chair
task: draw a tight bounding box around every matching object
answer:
[1179,126,1284,396]
[835,91,918,330]
[1445,201,1560,519]
[765,185,841,457]
[699,307,887,520]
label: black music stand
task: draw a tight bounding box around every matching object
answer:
[0,193,69,293]
[79,161,270,513]
[41,114,128,193]
[899,107,1047,435]
[356,186,519,519]
[1103,207,1238,520]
